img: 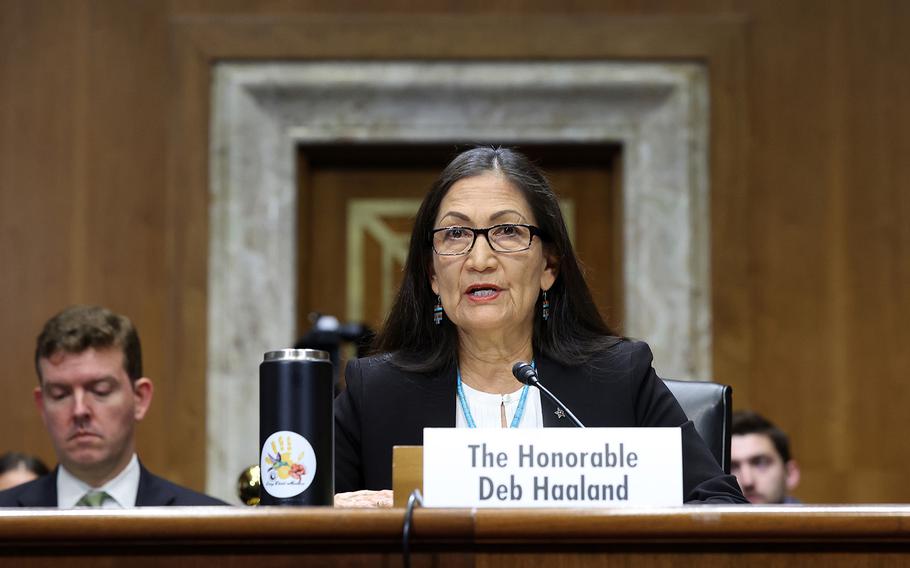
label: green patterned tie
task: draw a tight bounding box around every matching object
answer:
[76,490,110,508]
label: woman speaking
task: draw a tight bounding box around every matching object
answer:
[334,147,746,505]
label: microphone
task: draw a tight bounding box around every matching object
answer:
[511,361,585,428]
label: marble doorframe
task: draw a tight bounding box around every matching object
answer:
[207,61,710,500]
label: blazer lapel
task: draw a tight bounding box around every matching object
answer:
[135,463,176,506]
[537,357,584,428]
[408,363,457,437]
[16,470,59,507]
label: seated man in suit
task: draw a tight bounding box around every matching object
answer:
[731,410,801,504]
[0,305,225,507]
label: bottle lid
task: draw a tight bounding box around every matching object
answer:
[263,349,331,362]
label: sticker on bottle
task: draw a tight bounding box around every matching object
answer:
[260,430,317,498]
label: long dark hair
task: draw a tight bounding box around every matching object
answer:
[374,146,619,373]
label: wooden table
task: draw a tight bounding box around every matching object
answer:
[3,506,910,566]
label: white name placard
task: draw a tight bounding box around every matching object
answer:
[422,427,682,508]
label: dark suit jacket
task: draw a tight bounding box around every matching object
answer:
[0,462,227,507]
[335,340,747,504]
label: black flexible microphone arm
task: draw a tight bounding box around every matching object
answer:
[511,361,586,428]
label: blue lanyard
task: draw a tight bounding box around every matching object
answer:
[456,361,533,428]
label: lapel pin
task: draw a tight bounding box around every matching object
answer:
[554,408,566,419]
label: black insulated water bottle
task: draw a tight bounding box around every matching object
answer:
[259,349,334,505]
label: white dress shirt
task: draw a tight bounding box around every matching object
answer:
[456,382,544,428]
[57,453,141,509]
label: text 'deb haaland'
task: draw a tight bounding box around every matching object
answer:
[423,428,682,507]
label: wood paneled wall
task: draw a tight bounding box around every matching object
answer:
[1,0,907,503]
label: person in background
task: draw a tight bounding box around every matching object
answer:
[0,305,226,508]
[333,146,747,507]
[731,410,801,504]
[0,452,49,491]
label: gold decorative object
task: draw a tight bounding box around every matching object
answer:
[237,464,261,506]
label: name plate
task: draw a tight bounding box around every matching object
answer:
[422,427,682,508]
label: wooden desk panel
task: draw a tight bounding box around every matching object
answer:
[2,506,910,567]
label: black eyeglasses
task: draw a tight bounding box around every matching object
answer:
[430,223,544,256]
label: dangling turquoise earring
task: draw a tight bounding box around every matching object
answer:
[541,290,550,321]
[434,295,444,325]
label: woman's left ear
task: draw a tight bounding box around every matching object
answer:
[429,272,439,295]
[428,260,439,295]
[540,250,559,291]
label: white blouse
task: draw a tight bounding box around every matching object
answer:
[455,381,544,428]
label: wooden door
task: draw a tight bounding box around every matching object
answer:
[297,145,622,346]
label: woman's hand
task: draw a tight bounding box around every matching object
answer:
[334,489,394,508]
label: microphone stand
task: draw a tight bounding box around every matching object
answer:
[512,362,586,428]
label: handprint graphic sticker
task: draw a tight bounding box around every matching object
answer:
[260,431,317,498]
[265,436,305,479]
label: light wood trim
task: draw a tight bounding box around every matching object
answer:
[171,13,748,59]
[166,23,212,488]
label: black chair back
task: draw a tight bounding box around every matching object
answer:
[661,379,732,474]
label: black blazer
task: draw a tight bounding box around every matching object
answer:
[335,340,747,504]
[0,462,227,507]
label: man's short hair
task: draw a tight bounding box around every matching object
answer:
[732,410,792,463]
[34,305,142,382]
